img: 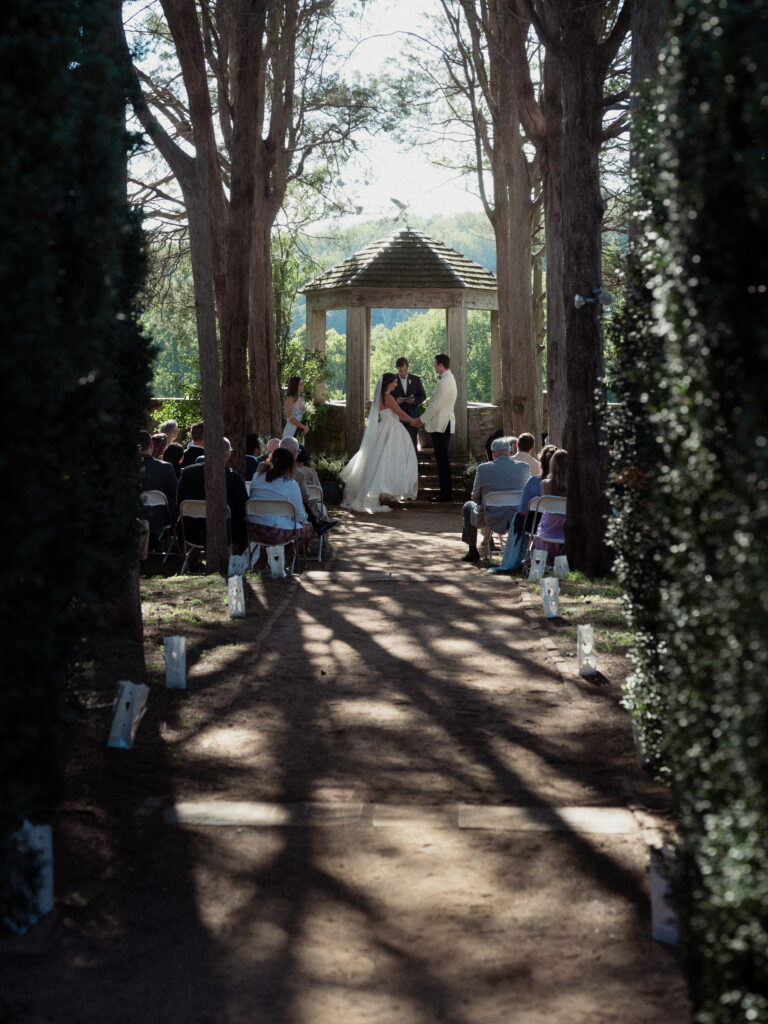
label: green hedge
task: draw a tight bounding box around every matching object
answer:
[0,0,153,910]
[608,1,768,1019]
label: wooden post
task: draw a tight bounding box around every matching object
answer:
[307,306,327,401]
[365,306,371,397]
[446,304,468,454]
[346,306,367,453]
[490,309,502,407]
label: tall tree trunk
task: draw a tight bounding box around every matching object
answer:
[248,213,282,436]
[559,16,612,576]
[218,0,267,451]
[162,0,228,573]
[541,47,566,447]
[494,8,541,441]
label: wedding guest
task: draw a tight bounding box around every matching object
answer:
[163,442,184,478]
[152,432,168,460]
[531,448,568,565]
[245,433,262,482]
[487,443,558,574]
[461,437,529,563]
[256,437,280,467]
[159,420,179,446]
[279,436,338,537]
[138,430,178,548]
[177,437,247,550]
[513,433,541,475]
[248,447,313,551]
[181,421,204,468]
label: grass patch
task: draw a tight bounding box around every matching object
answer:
[526,571,633,665]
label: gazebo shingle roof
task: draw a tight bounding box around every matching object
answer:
[300,228,496,293]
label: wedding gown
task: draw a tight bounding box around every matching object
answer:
[341,379,418,513]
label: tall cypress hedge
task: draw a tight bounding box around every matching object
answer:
[0,0,153,899]
[609,1,768,1019]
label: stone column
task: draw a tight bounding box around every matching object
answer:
[346,306,367,453]
[306,306,327,400]
[446,304,468,454]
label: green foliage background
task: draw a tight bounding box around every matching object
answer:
[0,0,153,909]
[608,1,768,1018]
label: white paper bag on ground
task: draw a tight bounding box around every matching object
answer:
[529,548,547,581]
[1,820,54,934]
[164,636,186,689]
[650,846,679,946]
[553,555,570,578]
[577,624,598,676]
[267,546,286,578]
[541,577,560,617]
[228,575,246,617]
[107,681,149,749]
[228,553,248,577]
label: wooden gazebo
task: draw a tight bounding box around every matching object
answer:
[300,228,498,454]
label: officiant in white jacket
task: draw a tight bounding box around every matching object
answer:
[416,353,457,502]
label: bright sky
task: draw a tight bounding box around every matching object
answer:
[337,0,484,222]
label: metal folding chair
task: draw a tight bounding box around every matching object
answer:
[140,489,178,564]
[482,489,523,565]
[306,483,330,562]
[523,494,567,569]
[177,500,231,575]
[245,498,301,575]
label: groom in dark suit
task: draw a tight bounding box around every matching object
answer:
[393,357,426,452]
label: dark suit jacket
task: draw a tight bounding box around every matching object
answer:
[245,454,259,482]
[140,454,178,533]
[181,443,205,468]
[393,372,426,419]
[176,463,247,547]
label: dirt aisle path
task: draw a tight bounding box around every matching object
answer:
[2,506,690,1024]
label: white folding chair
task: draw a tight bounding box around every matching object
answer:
[306,483,330,562]
[482,489,523,565]
[140,489,178,563]
[245,498,301,575]
[524,494,567,570]
[177,500,231,575]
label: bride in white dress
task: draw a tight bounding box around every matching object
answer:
[341,373,419,513]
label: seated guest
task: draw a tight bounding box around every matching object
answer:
[138,430,178,548]
[484,426,503,462]
[532,448,568,565]
[279,436,338,536]
[461,437,530,563]
[255,437,280,466]
[181,420,204,468]
[247,448,313,551]
[513,432,541,475]
[245,433,262,482]
[152,432,168,460]
[163,442,184,478]
[159,420,179,446]
[177,437,247,551]
[487,443,558,573]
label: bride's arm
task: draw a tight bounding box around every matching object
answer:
[383,392,416,424]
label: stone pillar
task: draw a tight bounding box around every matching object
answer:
[490,309,502,407]
[446,304,468,454]
[346,306,367,453]
[307,306,327,400]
